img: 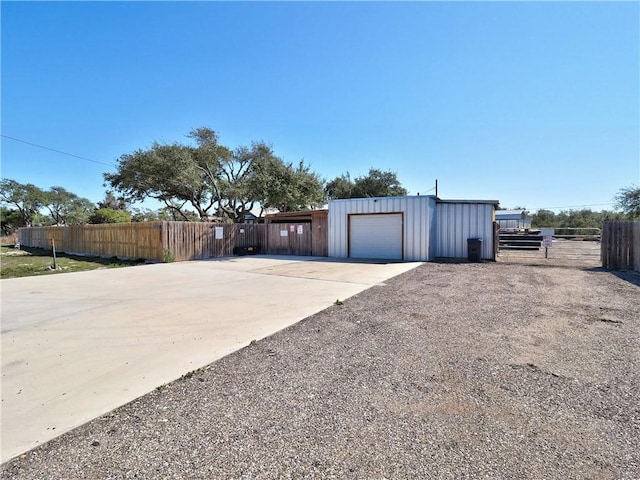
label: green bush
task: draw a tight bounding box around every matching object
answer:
[88,208,132,224]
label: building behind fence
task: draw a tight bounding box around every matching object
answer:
[601,221,640,272]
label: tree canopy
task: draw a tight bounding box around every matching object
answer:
[614,185,640,220]
[246,157,325,213]
[44,186,95,225]
[104,127,325,222]
[0,179,46,227]
[0,207,23,236]
[325,168,408,199]
[0,179,95,231]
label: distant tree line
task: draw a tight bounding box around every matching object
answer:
[0,179,95,234]
[505,185,639,230]
[529,209,630,230]
[0,178,200,234]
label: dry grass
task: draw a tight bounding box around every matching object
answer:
[0,246,145,279]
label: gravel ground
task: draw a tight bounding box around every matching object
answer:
[2,262,639,479]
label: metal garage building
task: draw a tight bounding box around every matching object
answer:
[495,209,532,231]
[328,196,498,262]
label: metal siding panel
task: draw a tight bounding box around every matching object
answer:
[329,196,437,261]
[429,197,438,259]
[452,204,462,258]
[435,202,494,259]
[446,205,453,257]
[403,196,431,261]
[328,201,347,258]
[414,196,433,261]
[405,199,417,261]
[438,202,453,258]
[442,204,451,258]
[338,201,348,256]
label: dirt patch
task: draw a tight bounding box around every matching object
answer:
[2,262,639,479]
[0,249,30,256]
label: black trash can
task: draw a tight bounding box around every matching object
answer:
[467,238,482,262]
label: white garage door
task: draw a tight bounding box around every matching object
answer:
[349,214,403,260]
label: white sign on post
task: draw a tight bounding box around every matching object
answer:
[215,227,223,239]
[541,228,554,249]
[297,225,303,235]
[280,230,288,237]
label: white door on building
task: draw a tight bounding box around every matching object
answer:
[349,213,403,260]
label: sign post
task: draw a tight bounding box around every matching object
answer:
[51,238,58,269]
[540,228,554,259]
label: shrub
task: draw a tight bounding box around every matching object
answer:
[88,208,132,224]
[163,249,175,263]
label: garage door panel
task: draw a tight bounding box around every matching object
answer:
[349,214,403,260]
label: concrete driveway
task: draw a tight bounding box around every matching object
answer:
[0,255,421,463]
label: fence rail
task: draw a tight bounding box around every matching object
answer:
[601,221,639,272]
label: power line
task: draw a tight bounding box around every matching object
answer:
[1,134,116,168]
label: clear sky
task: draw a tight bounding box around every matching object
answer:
[2,1,639,213]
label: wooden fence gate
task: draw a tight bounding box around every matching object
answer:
[601,221,639,271]
[266,223,312,256]
[163,222,265,261]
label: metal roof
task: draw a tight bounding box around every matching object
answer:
[496,209,526,220]
[330,195,499,207]
[436,199,500,207]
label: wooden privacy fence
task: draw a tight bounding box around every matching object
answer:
[163,222,265,261]
[19,222,165,260]
[266,223,312,256]
[17,219,329,262]
[601,221,640,272]
[19,222,267,262]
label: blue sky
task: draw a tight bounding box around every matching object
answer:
[2,1,638,213]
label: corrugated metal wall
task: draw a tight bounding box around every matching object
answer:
[435,203,495,260]
[328,196,437,261]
